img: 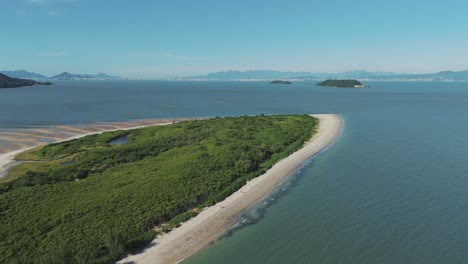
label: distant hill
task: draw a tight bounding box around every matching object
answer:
[316,70,399,79]
[186,70,315,80]
[185,70,400,80]
[49,72,120,80]
[369,70,468,81]
[0,73,52,88]
[50,72,78,80]
[0,70,47,79]
[90,73,120,79]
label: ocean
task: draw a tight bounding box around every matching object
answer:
[1,80,468,263]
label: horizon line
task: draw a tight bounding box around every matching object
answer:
[2,68,468,79]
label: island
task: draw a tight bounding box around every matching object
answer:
[0,73,52,88]
[0,114,342,264]
[317,79,365,88]
[270,80,292,84]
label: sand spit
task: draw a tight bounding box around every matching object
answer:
[118,114,343,264]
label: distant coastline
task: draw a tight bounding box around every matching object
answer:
[184,69,468,82]
[0,70,121,81]
[3,69,468,82]
[0,73,52,89]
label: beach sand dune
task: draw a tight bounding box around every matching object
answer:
[118,114,343,264]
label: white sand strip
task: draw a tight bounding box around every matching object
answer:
[0,148,35,178]
[118,114,343,264]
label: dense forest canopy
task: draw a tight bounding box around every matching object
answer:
[0,115,318,264]
[316,79,363,88]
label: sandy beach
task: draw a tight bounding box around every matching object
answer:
[118,114,343,264]
[0,148,35,178]
[0,114,342,262]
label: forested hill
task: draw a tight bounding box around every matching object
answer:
[0,73,52,88]
[0,114,318,264]
[317,79,363,88]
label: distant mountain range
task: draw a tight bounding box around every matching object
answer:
[49,72,120,80]
[0,73,52,88]
[371,70,468,81]
[185,70,398,80]
[186,70,468,81]
[187,70,315,80]
[0,70,121,80]
[0,70,47,79]
[2,69,468,81]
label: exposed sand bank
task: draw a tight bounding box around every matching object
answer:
[118,114,343,264]
[0,148,35,178]
[0,118,194,179]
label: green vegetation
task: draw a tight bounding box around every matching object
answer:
[317,79,363,88]
[270,80,292,84]
[0,73,52,89]
[0,115,318,264]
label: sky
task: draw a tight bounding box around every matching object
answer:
[1,0,468,78]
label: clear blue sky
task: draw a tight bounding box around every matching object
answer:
[1,0,468,78]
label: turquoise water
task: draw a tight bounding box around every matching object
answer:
[1,81,468,263]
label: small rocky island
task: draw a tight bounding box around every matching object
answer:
[270,80,292,85]
[0,73,52,88]
[317,79,364,88]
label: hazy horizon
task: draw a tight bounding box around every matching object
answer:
[2,0,468,78]
[3,68,468,80]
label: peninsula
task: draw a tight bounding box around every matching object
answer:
[0,73,52,88]
[317,79,364,88]
[0,114,342,264]
[119,114,342,264]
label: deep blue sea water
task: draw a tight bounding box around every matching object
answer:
[1,80,468,263]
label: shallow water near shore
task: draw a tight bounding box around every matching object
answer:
[219,158,321,241]
[1,80,468,263]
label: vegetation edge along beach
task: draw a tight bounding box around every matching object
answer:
[119,114,342,264]
[0,114,342,264]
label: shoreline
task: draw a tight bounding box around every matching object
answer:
[0,118,188,155]
[118,114,343,264]
[0,119,194,179]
